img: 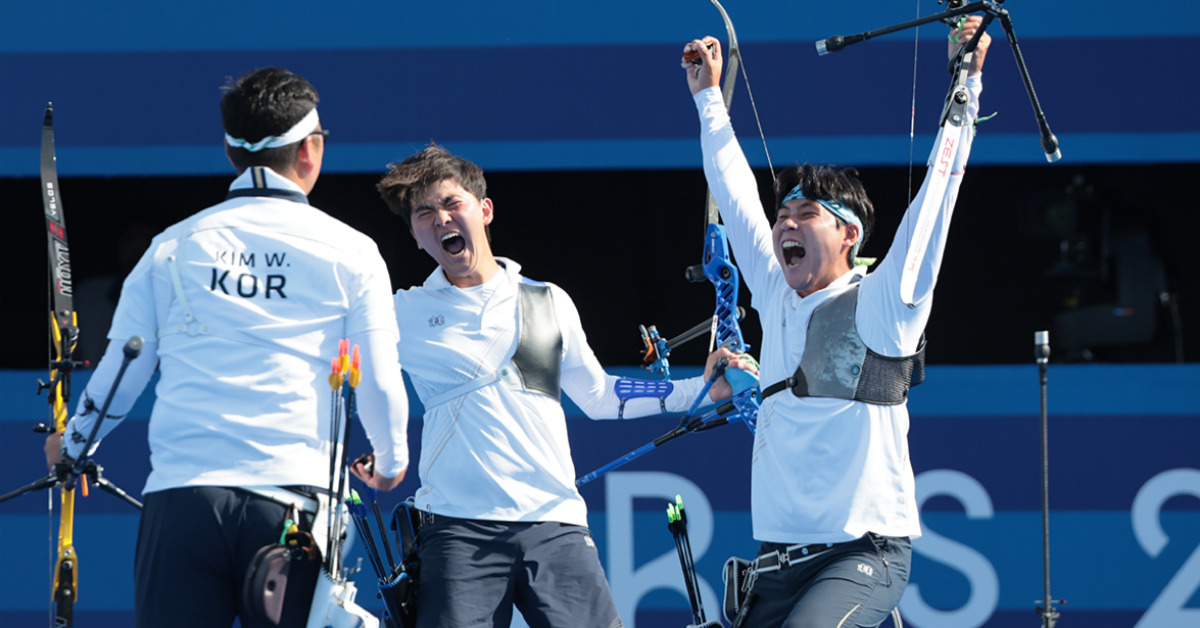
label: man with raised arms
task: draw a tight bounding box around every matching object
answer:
[680,16,992,627]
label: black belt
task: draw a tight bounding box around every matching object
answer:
[760,377,796,401]
[752,541,836,573]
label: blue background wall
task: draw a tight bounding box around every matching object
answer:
[3,2,1199,626]
[2,365,1198,627]
[4,0,1199,371]
[3,0,1199,177]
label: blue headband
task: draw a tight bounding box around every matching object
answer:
[781,184,864,258]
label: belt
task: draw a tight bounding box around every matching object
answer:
[242,485,322,514]
[751,541,836,574]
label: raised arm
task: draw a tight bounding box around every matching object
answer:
[682,37,778,297]
[859,16,992,354]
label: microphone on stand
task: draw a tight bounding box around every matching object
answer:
[1034,330,1050,366]
[1033,330,1061,627]
[1040,131,1062,163]
[815,33,868,56]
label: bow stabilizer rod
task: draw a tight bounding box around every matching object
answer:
[815,0,1061,162]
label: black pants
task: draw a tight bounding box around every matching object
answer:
[134,486,319,628]
[737,534,911,628]
[415,515,622,628]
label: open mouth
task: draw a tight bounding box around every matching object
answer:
[441,232,466,256]
[782,240,806,267]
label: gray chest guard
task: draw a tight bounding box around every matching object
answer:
[762,284,925,405]
[511,283,563,401]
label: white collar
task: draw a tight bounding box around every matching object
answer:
[422,256,521,290]
[228,166,306,195]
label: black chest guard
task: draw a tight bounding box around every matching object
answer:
[510,283,564,401]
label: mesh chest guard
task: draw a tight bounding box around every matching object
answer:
[762,284,925,405]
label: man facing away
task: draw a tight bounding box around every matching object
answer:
[44,67,410,628]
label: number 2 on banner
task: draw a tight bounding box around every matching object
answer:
[1132,468,1200,627]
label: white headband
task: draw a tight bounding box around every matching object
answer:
[224,107,320,153]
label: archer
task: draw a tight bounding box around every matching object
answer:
[41,68,411,628]
[371,145,755,628]
[681,15,992,627]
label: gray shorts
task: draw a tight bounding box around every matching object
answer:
[736,534,911,628]
[415,514,622,628]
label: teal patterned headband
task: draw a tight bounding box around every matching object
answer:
[781,184,864,258]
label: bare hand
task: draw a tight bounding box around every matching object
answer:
[350,453,406,492]
[704,347,760,401]
[682,36,723,95]
[949,15,991,77]
[44,431,70,470]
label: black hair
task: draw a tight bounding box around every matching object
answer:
[774,164,875,263]
[377,144,488,230]
[220,68,319,173]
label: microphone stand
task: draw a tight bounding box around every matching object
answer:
[0,336,146,510]
[1034,331,1061,627]
[814,0,1061,162]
